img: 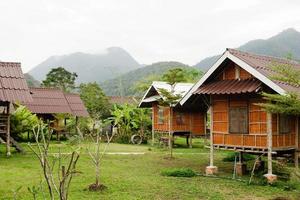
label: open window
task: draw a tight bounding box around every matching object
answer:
[229,107,248,134]
[158,106,164,124]
[279,114,291,134]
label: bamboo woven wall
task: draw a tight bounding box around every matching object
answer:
[152,103,205,135]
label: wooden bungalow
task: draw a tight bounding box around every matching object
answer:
[180,48,300,182]
[139,81,206,147]
[23,87,89,139]
[0,62,33,156]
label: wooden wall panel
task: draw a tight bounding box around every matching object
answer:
[212,96,228,133]
[239,68,252,79]
[191,112,205,135]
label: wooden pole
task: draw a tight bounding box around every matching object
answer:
[266,112,273,175]
[6,102,11,157]
[209,106,214,166]
[75,116,78,135]
[152,106,154,146]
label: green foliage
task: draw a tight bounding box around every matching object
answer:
[259,92,300,115]
[42,67,77,92]
[79,82,111,120]
[222,152,255,162]
[158,88,182,107]
[161,168,197,177]
[10,105,39,139]
[101,61,201,96]
[260,58,300,115]
[108,104,151,143]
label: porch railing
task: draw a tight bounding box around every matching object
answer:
[213,133,296,149]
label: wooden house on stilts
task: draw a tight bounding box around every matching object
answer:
[139,81,206,147]
[23,87,89,139]
[180,48,300,183]
[0,62,33,156]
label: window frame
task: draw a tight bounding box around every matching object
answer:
[279,114,291,134]
[158,106,164,124]
[229,106,249,134]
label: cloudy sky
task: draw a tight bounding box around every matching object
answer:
[1,0,300,72]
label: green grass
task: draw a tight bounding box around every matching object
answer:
[0,138,299,200]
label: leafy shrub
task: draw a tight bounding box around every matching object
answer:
[223,153,255,162]
[161,168,197,177]
[10,105,39,140]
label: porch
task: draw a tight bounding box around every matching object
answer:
[213,132,296,152]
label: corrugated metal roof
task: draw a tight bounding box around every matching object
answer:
[24,87,89,117]
[139,81,193,107]
[64,93,89,117]
[24,88,72,114]
[228,48,300,93]
[0,62,32,102]
[194,79,261,95]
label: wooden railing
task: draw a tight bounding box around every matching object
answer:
[213,133,296,149]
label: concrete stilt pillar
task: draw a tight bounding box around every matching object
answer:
[206,105,218,175]
[264,112,277,183]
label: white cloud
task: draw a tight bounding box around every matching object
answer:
[0,0,299,72]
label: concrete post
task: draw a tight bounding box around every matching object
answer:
[264,112,277,183]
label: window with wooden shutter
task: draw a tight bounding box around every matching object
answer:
[176,112,185,125]
[158,107,164,124]
[229,107,248,134]
[279,114,291,134]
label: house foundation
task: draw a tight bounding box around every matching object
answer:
[206,166,218,175]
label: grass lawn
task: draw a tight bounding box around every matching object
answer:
[0,138,299,200]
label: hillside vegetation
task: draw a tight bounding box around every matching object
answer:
[100,61,193,96]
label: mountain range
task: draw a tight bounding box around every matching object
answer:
[195,28,300,71]
[27,28,300,96]
[29,47,141,83]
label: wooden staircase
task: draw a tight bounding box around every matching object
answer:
[0,114,24,153]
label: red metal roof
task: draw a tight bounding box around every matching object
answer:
[194,79,261,95]
[24,88,72,114]
[0,62,32,103]
[228,49,300,93]
[64,93,89,117]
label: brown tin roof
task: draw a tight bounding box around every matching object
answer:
[228,48,300,93]
[24,87,89,117]
[64,93,89,117]
[0,62,32,103]
[194,79,261,95]
[25,87,72,114]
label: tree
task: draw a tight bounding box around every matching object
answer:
[79,82,110,120]
[259,58,300,115]
[42,67,77,92]
[28,124,80,200]
[133,67,202,95]
[86,130,115,191]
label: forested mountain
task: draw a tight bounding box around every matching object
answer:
[24,73,40,87]
[195,28,300,71]
[100,61,192,96]
[29,47,141,83]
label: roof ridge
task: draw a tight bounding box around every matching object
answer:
[227,48,300,65]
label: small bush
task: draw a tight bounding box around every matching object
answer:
[161,168,197,177]
[223,153,255,162]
